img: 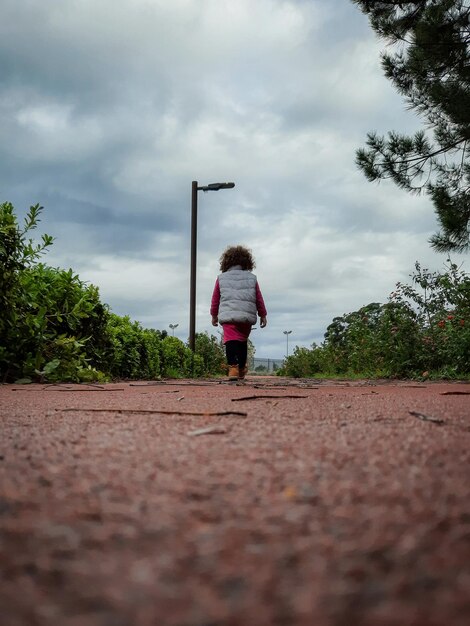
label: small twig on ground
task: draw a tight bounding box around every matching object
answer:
[371,417,406,423]
[131,387,182,393]
[409,410,445,424]
[253,384,319,390]
[129,381,224,387]
[55,408,247,417]
[440,391,470,395]
[401,385,427,388]
[253,385,290,389]
[187,425,228,436]
[232,395,308,402]
[12,384,111,391]
[129,382,164,386]
[49,383,106,389]
[49,388,125,392]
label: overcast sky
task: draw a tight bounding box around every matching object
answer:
[1,0,465,358]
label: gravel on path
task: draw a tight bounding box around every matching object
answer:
[1,378,469,626]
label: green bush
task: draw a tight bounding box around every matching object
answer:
[160,335,202,378]
[280,345,325,378]
[390,260,470,376]
[0,202,230,382]
[104,314,166,379]
[282,260,470,379]
[0,203,108,382]
[19,264,109,379]
[194,332,225,376]
[319,301,425,377]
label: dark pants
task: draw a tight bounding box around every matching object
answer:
[225,340,248,367]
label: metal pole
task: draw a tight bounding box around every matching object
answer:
[284,330,292,358]
[188,180,234,358]
[189,181,198,352]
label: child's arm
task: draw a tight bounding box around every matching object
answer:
[256,283,267,327]
[210,279,220,326]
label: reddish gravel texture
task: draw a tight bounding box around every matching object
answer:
[1,377,470,626]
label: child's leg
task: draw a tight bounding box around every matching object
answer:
[237,341,248,379]
[225,341,239,380]
[225,341,238,366]
[226,341,248,365]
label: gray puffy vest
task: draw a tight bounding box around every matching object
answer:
[218,266,258,324]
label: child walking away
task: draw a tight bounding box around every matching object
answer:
[210,245,267,381]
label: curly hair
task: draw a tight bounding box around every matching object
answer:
[219,245,255,272]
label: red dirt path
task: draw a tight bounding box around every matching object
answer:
[1,377,469,626]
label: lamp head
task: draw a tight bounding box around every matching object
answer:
[199,182,235,191]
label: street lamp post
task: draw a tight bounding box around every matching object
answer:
[169,323,179,337]
[189,180,235,352]
[283,330,292,358]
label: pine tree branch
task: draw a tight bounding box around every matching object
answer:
[393,137,467,165]
[353,0,470,251]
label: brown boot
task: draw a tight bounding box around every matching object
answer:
[238,365,247,380]
[228,365,239,381]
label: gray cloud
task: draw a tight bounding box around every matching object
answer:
[0,0,462,358]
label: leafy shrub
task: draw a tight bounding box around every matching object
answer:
[1,203,53,380]
[0,203,108,382]
[319,301,425,377]
[194,332,225,376]
[104,314,165,379]
[160,336,201,378]
[390,260,470,375]
[1,201,229,382]
[18,263,109,380]
[280,344,330,378]
[282,260,469,379]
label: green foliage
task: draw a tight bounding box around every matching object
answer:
[194,332,226,376]
[1,256,111,382]
[104,314,164,379]
[390,258,470,374]
[320,301,425,377]
[282,259,470,379]
[1,203,53,360]
[280,345,328,378]
[104,322,220,380]
[20,263,110,378]
[0,202,104,381]
[1,201,223,382]
[160,335,203,378]
[353,0,470,252]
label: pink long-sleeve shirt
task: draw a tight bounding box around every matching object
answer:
[210,278,267,342]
